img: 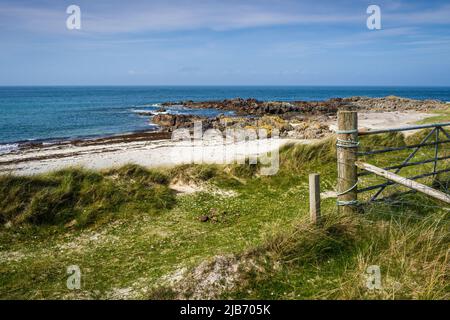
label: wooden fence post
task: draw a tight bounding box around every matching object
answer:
[309,173,321,223]
[337,110,358,214]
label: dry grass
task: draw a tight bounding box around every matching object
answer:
[0,130,448,300]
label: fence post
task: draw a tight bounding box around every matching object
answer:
[309,173,321,224]
[337,110,358,214]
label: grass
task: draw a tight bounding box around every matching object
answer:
[0,130,448,300]
[0,164,175,230]
[226,194,448,299]
[416,106,450,124]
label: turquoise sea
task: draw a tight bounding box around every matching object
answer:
[1,86,449,151]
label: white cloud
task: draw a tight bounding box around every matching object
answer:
[0,1,359,34]
[0,0,449,36]
[84,4,359,33]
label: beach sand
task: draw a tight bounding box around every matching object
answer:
[329,110,432,135]
[0,111,434,175]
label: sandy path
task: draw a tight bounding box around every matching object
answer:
[329,111,431,135]
[0,111,434,175]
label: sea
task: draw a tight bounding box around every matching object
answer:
[1,86,449,153]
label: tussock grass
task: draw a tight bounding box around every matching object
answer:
[262,213,362,266]
[359,132,405,151]
[228,204,449,299]
[0,130,448,300]
[280,138,336,171]
[0,165,175,229]
[221,135,449,300]
[168,163,220,182]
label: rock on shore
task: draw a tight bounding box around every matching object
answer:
[153,96,447,139]
[161,96,447,116]
[151,113,332,139]
[342,96,445,112]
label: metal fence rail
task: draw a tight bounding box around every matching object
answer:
[357,155,450,177]
[358,121,450,136]
[336,110,450,212]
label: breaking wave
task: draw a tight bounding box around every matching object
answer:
[0,143,19,154]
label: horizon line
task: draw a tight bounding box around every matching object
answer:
[1,84,450,88]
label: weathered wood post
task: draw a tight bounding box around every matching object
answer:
[337,110,358,214]
[309,173,321,224]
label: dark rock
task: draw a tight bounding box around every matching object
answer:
[152,114,177,127]
[152,114,207,129]
[159,95,447,117]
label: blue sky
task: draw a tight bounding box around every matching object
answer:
[0,0,450,86]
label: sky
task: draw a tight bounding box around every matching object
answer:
[0,0,450,86]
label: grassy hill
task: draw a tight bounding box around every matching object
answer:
[0,130,448,299]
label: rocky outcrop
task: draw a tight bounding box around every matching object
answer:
[152,96,448,139]
[152,114,206,130]
[152,113,330,139]
[161,96,447,116]
[340,96,446,112]
[152,114,179,127]
[286,120,332,139]
[162,98,341,116]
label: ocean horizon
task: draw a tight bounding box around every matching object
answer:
[1,85,450,149]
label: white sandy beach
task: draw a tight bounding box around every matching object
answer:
[0,111,435,175]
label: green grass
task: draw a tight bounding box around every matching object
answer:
[0,131,448,300]
[417,107,450,124]
[0,164,175,230]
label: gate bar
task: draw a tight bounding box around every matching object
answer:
[356,161,450,204]
[358,122,450,136]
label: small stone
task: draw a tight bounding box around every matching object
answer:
[199,216,209,222]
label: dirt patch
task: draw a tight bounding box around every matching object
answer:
[169,180,238,197]
[169,181,205,194]
[158,254,262,299]
[106,287,136,300]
